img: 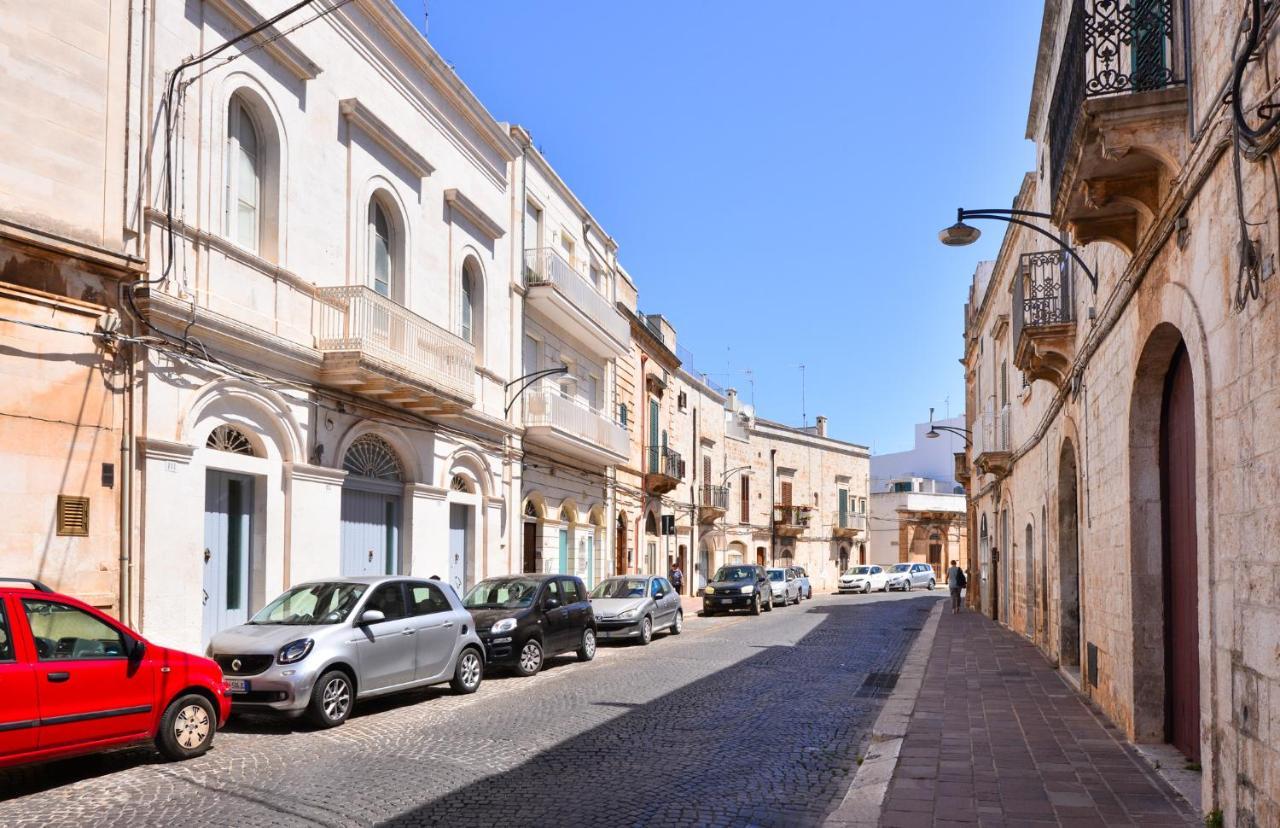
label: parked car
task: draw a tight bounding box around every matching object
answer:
[885,563,937,592]
[0,577,231,768]
[789,565,813,600]
[766,567,802,606]
[702,565,773,615]
[590,575,682,644]
[464,574,596,676]
[208,576,485,728]
[838,565,889,594]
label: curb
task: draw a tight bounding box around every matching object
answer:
[824,598,945,827]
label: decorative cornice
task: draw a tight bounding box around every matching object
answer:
[410,483,448,500]
[204,0,323,82]
[286,462,347,485]
[444,188,505,240]
[138,437,195,464]
[340,98,435,179]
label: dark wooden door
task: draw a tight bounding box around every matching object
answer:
[1161,345,1200,761]
[522,520,537,574]
[616,517,628,575]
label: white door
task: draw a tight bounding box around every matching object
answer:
[449,503,471,594]
[342,488,401,576]
[203,471,253,646]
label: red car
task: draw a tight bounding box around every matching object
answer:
[0,578,231,769]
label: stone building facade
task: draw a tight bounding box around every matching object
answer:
[956,1,1280,821]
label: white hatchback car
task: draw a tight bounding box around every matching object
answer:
[885,563,937,592]
[838,565,889,594]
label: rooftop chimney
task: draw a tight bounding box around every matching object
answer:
[726,387,738,408]
[816,415,827,437]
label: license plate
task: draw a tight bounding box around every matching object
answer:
[225,678,249,694]
[720,598,733,604]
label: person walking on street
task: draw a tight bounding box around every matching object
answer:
[946,560,966,614]
[669,563,684,596]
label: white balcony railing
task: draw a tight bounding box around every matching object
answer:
[314,285,474,400]
[524,387,629,459]
[524,248,629,346]
[975,403,1011,458]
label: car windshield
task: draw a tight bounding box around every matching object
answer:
[889,564,912,573]
[250,582,367,626]
[768,570,785,581]
[590,578,648,599]
[847,567,871,575]
[463,578,541,609]
[713,566,754,582]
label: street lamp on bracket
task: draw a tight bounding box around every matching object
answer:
[924,407,972,448]
[939,207,1098,294]
[504,365,569,417]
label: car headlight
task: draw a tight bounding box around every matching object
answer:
[277,638,314,664]
[739,586,754,594]
[617,608,639,619]
[704,587,715,594]
[492,618,518,634]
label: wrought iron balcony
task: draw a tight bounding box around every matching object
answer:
[831,511,866,539]
[698,484,729,523]
[773,504,813,537]
[524,248,629,357]
[645,445,684,494]
[523,387,629,466]
[1049,0,1186,252]
[314,285,475,412]
[1013,250,1077,387]
[973,404,1012,477]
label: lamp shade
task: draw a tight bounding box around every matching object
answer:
[938,221,981,246]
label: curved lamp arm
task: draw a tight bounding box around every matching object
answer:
[949,208,1098,294]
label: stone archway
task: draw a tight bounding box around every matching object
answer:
[1058,440,1081,670]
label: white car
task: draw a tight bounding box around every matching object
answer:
[838,565,888,594]
[885,563,937,592]
[766,567,802,606]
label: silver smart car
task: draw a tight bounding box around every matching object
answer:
[208,576,485,728]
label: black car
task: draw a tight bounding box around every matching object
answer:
[702,564,773,615]
[463,574,597,676]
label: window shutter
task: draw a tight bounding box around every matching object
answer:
[56,495,90,537]
[740,475,750,523]
[780,480,793,506]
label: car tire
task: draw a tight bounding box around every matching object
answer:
[307,670,354,729]
[639,616,653,646]
[450,646,483,694]
[751,594,762,615]
[881,582,889,592]
[577,628,597,662]
[928,579,936,591]
[515,638,544,676]
[671,610,683,635]
[807,587,813,600]
[155,693,217,761]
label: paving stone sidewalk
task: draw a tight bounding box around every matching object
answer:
[879,608,1200,827]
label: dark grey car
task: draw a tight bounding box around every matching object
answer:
[590,575,683,644]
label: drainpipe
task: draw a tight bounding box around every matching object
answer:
[769,448,777,566]
[689,405,698,598]
[635,353,647,574]
[119,336,136,625]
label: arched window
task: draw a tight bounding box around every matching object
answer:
[343,434,402,481]
[645,511,658,535]
[460,256,486,363]
[227,97,261,252]
[461,267,475,342]
[370,199,394,298]
[207,424,257,456]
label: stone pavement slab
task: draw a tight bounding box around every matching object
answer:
[875,608,1200,827]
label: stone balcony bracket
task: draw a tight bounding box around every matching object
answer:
[1014,321,1076,388]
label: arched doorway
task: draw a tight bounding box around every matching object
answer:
[838,545,849,572]
[584,508,605,588]
[928,531,942,572]
[340,434,404,577]
[1024,521,1035,637]
[616,512,628,575]
[755,546,767,566]
[1129,330,1202,761]
[523,499,541,573]
[1058,442,1081,669]
[727,541,746,565]
[558,503,577,575]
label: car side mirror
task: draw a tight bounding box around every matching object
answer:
[358,609,386,625]
[543,598,560,611]
[654,590,665,599]
[128,637,146,661]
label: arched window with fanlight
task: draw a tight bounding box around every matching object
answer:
[227,97,262,253]
[339,433,404,577]
[370,199,395,299]
[460,256,485,364]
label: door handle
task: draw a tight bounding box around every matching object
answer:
[401,628,417,636]
[47,672,70,683]
[442,621,454,628]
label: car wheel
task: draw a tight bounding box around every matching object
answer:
[671,610,684,635]
[751,594,762,615]
[639,616,653,646]
[307,670,354,728]
[928,579,936,591]
[155,693,216,761]
[881,582,889,592]
[515,638,544,676]
[807,587,813,599]
[577,628,597,661]
[450,646,483,694]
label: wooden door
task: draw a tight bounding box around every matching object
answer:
[1161,345,1200,761]
[523,520,537,573]
[616,517,627,574]
[341,487,399,577]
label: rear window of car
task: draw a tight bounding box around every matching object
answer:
[0,602,13,662]
[560,579,581,604]
[409,582,450,615]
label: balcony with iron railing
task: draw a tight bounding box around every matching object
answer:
[831,511,867,539]
[973,403,1013,477]
[698,484,729,523]
[1012,250,1077,387]
[773,504,813,537]
[524,248,629,357]
[1048,0,1186,253]
[523,386,629,466]
[314,285,475,411]
[645,445,684,494]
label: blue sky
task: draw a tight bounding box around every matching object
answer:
[395,1,1041,453]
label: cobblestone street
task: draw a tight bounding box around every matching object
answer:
[0,592,938,827]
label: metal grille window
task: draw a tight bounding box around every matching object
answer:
[343,435,403,481]
[56,495,90,537]
[207,424,257,456]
